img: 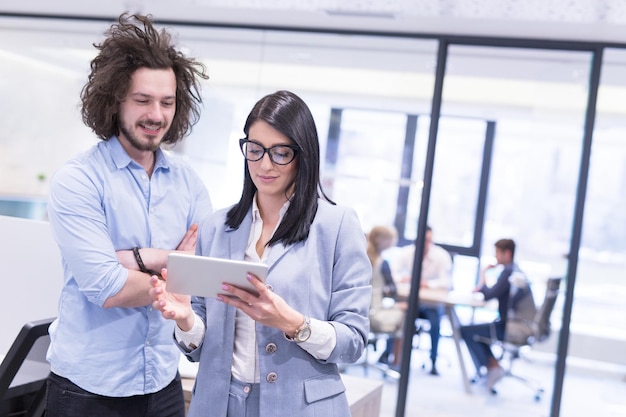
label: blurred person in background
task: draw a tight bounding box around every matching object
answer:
[394,226,452,375]
[367,225,406,367]
[460,238,524,390]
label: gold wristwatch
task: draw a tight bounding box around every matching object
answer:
[284,315,311,343]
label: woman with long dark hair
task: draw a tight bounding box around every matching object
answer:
[151,90,372,417]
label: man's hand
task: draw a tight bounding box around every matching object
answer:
[476,263,497,291]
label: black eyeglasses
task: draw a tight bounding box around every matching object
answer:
[239,138,298,165]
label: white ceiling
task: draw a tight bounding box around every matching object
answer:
[2,0,626,45]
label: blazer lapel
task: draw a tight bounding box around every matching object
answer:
[226,213,252,260]
[265,241,294,272]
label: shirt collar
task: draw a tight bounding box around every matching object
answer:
[106,135,170,171]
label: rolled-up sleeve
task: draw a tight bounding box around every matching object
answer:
[48,162,128,306]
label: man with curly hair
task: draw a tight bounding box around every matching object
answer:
[45,13,212,417]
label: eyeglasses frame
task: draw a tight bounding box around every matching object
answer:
[239,138,299,165]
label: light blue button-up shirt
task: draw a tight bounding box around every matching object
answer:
[46,136,212,396]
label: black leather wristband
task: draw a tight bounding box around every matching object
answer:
[132,247,150,274]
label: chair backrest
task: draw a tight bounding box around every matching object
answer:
[0,317,54,417]
[369,258,404,334]
[507,271,537,323]
[533,277,562,342]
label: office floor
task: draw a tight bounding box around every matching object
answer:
[341,335,626,417]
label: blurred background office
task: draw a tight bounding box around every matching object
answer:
[1,1,625,417]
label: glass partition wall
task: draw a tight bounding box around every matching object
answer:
[1,15,624,417]
[568,47,626,417]
[428,44,593,417]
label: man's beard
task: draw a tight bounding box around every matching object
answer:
[119,120,165,152]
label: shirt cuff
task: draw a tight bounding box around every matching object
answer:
[174,313,205,351]
[297,317,337,360]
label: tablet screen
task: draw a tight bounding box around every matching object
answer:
[166,253,268,297]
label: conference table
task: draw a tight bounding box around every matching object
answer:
[398,286,486,394]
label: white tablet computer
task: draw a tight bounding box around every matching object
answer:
[166,253,268,297]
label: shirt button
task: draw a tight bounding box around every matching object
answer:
[243,385,251,394]
[265,343,277,353]
[266,372,278,383]
[142,174,147,180]
[146,340,150,346]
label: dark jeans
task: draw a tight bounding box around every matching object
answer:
[417,305,443,362]
[45,372,185,417]
[460,320,505,375]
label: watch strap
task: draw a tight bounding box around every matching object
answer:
[284,315,310,342]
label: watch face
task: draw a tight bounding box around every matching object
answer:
[296,326,311,342]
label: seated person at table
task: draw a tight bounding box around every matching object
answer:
[460,238,535,390]
[394,226,452,375]
[367,226,406,366]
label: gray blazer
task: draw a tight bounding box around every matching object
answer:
[184,200,372,417]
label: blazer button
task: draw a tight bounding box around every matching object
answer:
[265,343,277,354]
[266,372,278,383]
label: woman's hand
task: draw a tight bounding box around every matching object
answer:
[175,223,199,253]
[149,268,194,331]
[218,273,305,336]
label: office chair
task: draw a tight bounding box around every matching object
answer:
[363,330,401,379]
[412,316,430,350]
[0,317,54,417]
[490,277,562,401]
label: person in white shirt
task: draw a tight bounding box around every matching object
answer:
[394,226,452,375]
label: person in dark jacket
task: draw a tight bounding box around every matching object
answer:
[460,238,522,390]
